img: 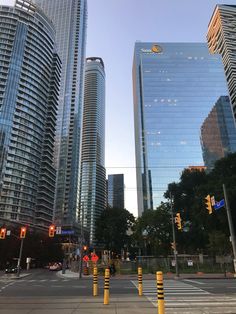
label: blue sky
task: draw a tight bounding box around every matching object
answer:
[86,0,235,216]
[1,0,236,216]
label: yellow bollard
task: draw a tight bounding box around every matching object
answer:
[138,267,143,296]
[103,268,110,305]
[156,271,165,314]
[93,267,98,296]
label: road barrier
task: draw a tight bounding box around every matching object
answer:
[83,266,89,275]
[138,267,143,296]
[103,268,110,305]
[156,271,165,314]
[93,267,98,296]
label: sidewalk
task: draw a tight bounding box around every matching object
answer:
[57,269,235,280]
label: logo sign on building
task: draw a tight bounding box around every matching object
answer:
[141,44,163,54]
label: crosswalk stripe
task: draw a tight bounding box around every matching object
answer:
[131,279,236,308]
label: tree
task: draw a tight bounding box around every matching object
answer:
[95,207,135,254]
[132,203,172,256]
[164,153,236,254]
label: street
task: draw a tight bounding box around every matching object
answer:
[0,269,235,313]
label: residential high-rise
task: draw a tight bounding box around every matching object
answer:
[33,0,87,226]
[207,5,236,121]
[107,174,125,209]
[0,0,60,227]
[79,57,106,244]
[201,96,236,170]
[133,42,228,216]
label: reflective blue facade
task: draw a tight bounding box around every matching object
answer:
[133,42,228,215]
[201,96,236,171]
[107,174,124,209]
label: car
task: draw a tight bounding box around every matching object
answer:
[49,262,62,271]
[5,266,18,274]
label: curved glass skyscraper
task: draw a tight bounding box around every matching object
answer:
[0,0,60,227]
[33,0,87,226]
[80,57,106,244]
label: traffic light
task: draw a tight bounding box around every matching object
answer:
[48,225,55,237]
[83,245,88,251]
[175,213,182,230]
[20,226,26,238]
[0,228,6,239]
[205,194,212,214]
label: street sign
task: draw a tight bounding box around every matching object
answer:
[91,253,99,262]
[83,255,89,262]
[61,230,74,235]
[214,199,225,210]
[187,260,193,266]
[56,227,61,235]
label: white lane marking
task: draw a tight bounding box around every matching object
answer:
[184,279,205,285]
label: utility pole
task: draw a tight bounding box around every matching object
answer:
[223,184,236,275]
[17,238,24,278]
[170,193,179,277]
[79,203,84,279]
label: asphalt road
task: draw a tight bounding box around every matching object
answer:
[0,269,137,297]
[0,270,236,313]
[0,269,236,297]
[182,278,236,294]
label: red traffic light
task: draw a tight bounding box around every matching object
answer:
[20,227,27,238]
[49,225,55,237]
[0,228,6,240]
[83,245,87,251]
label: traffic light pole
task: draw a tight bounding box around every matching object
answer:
[79,203,84,279]
[17,238,24,278]
[223,184,236,275]
[170,193,179,277]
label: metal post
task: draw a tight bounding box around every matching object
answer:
[223,184,236,274]
[79,203,84,279]
[170,193,179,277]
[157,271,165,314]
[103,268,110,305]
[138,267,143,296]
[17,238,24,278]
[93,266,98,296]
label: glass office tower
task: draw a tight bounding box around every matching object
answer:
[79,57,106,244]
[133,42,228,216]
[201,96,236,171]
[33,0,87,226]
[107,174,125,209]
[0,0,60,227]
[207,5,236,121]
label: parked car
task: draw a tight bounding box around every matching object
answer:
[49,262,62,271]
[5,265,18,274]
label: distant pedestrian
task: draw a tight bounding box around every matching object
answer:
[109,262,116,276]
